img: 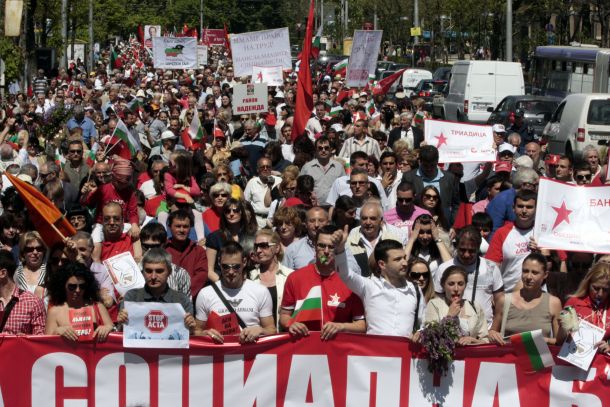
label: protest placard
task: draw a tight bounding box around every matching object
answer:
[252,65,283,86]
[558,319,605,371]
[534,177,610,253]
[346,30,382,88]
[201,28,227,46]
[152,37,197,69]
[103,252,145,296]
[123,302,189,349]
[144,25,161,48]
[424,119,496,163]
[233,83,268,115]
[197,45,208,67]
[206,311,240,335]
[68,306,95,341]
[230,28,291,77]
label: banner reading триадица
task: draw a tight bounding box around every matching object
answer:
[424,119,496,163]
[2,332,609,406]
[535,177,610,253]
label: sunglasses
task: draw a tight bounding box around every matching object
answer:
[224,208,240,214]
[67,283,86,292]
[221,263,241,271]
[350,181,367,186]
[423,194,439,201]
[141,242,161,251]
[397,197,413,204]
[575,174,592,181]
[24,246,44,253]
[409,272,430,280]
[254,242,277,250]
[213,193,230,198]
[69,149,83,154]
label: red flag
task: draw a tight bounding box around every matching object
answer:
[372,68,408,96]
[5,172,76,248]
[291,0,315,142]
[223,23,232,58]
[137,25,144,44]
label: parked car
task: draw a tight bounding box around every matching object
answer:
[433,67,452,81]
[401,69,433,97]
[487,95,561,137]
[444,60,525,123]
[542,93,610,158]
[432,83,449,118]
[411,80,448,112]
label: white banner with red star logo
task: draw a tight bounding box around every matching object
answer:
[252,65,283,86]
[424,119,496,163]
[534,177,610,253]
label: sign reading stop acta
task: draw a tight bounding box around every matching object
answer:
[145,310,168,333]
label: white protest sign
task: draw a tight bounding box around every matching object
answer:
[558,319,605,371]
[252,65,283,86]
[230,28,291,77]
[197,45,208,67]
[424,119,496,163]
[346,30,382,88]
[152,37,197,69]
[534,177,610,253]
[123,302,189,349]
[103,252,145,296]
[232,83,268,115]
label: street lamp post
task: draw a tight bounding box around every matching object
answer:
[506,0,512,61]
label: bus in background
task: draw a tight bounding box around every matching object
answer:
[531,45,610,97]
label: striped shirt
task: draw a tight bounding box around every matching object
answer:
[14,264,46,294]
[338,135,381,161]
[168,264,192,297]
[0,285,46,335]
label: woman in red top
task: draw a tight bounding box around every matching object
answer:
[564,262,610,354]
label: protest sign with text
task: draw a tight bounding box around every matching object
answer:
[534,177,610,253]
[197,45,208,67]
[152,37,197,69]
[346,30,382,88]
[233,83,268,115]
[424,119,496,163]
[230,28,291,77]
[201,28,227,46]
[123,302,189,349]
[103,252,145,296]
[252,65,283,86]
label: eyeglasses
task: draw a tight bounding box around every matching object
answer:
[423,194,439,201]
[316,243,333,250]
[254,242,277,250]
[213,193,230,198]
[575,174,592,181]
[397,197,414,204]
[409,272,429,280]
[67,283,86,292]
[224,208,240,214]
[221,263,241,271]
[24,246,44,253]
[141,242,161,251]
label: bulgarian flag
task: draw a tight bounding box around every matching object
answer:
[333,58,348,77]
[181,111,205,150]
[289,286,322,325]
[126,97,143,114]
[311,25,323,59]
[110,119,140,159]
[85,143,100,168]
[366,99,376,117]
[329,106,343,117]
[510,330,555,371]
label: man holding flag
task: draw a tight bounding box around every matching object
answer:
[280,224,365,340]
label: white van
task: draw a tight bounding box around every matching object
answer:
[401,69,432,96]
[443,61,525,123]
[542,93,610,158]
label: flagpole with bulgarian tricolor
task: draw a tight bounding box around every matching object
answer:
[181,110,205,150]
[510,329,555,372]
[289,286,323,326]
[104,118,139,159]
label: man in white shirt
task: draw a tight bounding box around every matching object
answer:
[243,157,281,228]
[196,241,276,344]
[334,230,425,337]
[305,102,327,138]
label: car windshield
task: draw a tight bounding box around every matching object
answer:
[516,100,558,115]
[587,100,610,125]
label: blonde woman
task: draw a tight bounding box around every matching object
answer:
[249,229,293,328]
[14,231,48,298]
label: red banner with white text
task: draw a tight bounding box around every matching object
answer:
[0,332,608,406]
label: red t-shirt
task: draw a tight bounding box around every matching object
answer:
[101,233,134,261]
[281,264,365,330]
[565,295,610,340]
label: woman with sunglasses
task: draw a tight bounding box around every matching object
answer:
[14,231,48,298]
[407,258,435,304]
[203,182,232,235]
[417,185,451,242]
[206,198,258,277]
[405,214,453,277]
[250,229,293,328]
[45,261,114,342]
[265,167,299,228]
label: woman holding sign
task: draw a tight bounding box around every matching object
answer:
[45,262,114,342]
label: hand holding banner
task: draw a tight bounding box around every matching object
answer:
[534,177,610,253]
[123,302,189,348]
[424,119,496,163]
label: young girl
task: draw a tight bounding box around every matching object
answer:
[164,150,205,242]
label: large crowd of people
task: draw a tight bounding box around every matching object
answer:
[0,40,608,356]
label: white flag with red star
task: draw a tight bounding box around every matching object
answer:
[534,177,610,253]
[251,65,283,86]
[424,119,496,163]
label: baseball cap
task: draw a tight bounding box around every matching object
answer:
[161,130,177,140]
[494,161,513,173]
[545,154,561,165]
[498,143,516,155]
[492,124,506,133]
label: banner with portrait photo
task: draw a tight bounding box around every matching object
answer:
[424,119,496,163]
[144,25,161,48]
[233,83,268,115]
[346,30,382,88]
[152,37,197,69]
[534,177,610,253]
[230,28,291,77]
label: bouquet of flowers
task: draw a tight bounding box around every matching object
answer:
[420,316,461,376]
